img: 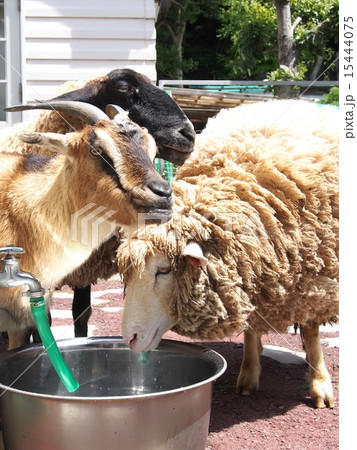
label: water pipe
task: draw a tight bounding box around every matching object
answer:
[0,246,79,392]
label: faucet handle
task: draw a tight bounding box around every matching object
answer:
[0,246,25,256]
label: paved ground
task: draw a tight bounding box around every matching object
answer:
[48,276,339,449]
[0,277,339,449]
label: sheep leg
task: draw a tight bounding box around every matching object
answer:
[236,331,262,395]
[72,285,92,337]
[302,322,334,408]
[8,329,32,350]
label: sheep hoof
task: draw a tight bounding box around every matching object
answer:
[313,396,334,409]
[314,398,326,409]
[236,365,260,396]
[235,379,259,396]
[236,386,257,396]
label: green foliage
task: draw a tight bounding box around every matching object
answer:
[218,0,278,79]
[218,0,339,80]
[156,35,180,79]
[156,0,217,79]
[156,31,198,79]
[292,0,339,79]
[267,65,307,82]
[267,64,307,97]
[183,11,229,79]
[318,86,339,106]
[156,0,339,81]
[292,0,339,48]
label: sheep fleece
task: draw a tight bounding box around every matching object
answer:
[119,100,339,340]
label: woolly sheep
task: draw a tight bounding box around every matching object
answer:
[117,100,339,409]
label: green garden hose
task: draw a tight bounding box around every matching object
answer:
[30,297,79,392]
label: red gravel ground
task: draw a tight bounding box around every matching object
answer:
[0,278,339,449]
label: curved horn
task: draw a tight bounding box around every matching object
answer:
[5,101,108,125]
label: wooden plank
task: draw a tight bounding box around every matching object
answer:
[26,39,156,60]
[169,88,271,113]
[164,87,273,124]
[160,79,339,88]
[17,0,159,118]
[181,100,260,124]
[26,60,157,82]
[25,0,156,19]
[26,18,155,40]
[169,87,271,100]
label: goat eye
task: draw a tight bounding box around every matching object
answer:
[155,267,171,277]
[89,147,103,159]
[117,82,129,93]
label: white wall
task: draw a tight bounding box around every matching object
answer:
[22,0,157,104]
[2,0,22,125]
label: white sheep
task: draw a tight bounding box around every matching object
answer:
[0,101,172,349]
[117,100,339,409]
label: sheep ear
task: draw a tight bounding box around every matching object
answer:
[19,133,69,154]
[182,241,208,268]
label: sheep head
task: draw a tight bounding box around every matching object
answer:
[118,228,253,353]
[119,238,206,353]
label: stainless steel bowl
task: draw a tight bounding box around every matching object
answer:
[0,337,226,450]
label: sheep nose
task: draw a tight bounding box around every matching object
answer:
[147,180,172,198]
[179,123,195,145]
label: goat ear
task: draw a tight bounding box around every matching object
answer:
[19,133,69,154]
[182,241,208,268]
[106,104,127,120]
[46,82,102,104]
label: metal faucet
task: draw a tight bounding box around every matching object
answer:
[0,245,79,391]
[0,246,48,298]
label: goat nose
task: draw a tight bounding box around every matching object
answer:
[147,180,172,198]
[179,123,195,144]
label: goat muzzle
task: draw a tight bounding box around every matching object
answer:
[155,120,195,166]
[130,181,173,221]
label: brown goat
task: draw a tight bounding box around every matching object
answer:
[0,101,172,349]
[0,69,195,339]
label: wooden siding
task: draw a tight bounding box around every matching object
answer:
[23,0,157,105]
[24,1,156,18]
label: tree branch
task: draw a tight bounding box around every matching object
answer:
[163,22,178,42]
[292,16,301,32]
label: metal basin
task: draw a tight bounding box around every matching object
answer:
[0,337,226,450]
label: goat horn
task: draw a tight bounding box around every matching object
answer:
[5,101,108,125]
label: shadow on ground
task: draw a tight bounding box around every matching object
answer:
[197,341,313,432]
